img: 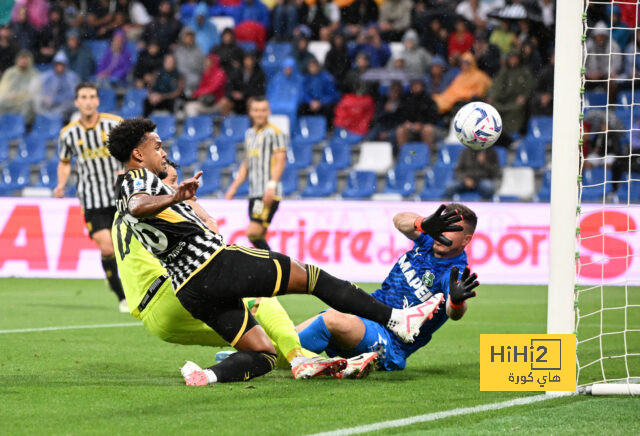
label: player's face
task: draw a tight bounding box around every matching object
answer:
[432,221,473,258]
[162,165,179,190]
[249,100,270,127]
[74,87,99,116]
[135,132,167,175]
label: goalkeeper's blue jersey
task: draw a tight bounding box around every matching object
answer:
[371,233,468,359]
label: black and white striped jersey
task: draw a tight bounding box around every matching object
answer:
[58,113,123,210]
[115,168,225,292]
[244,122,287,198]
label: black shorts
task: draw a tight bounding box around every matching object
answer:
[83,206,117,237]
[248,198,280,226]
[176,245,292,346]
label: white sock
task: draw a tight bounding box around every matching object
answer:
[203,369,217,384]
[290,356,311,367]
[387,308,403,329]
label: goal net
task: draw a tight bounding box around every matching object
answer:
[572,0,639,394]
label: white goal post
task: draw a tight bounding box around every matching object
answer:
[547,0,639,396]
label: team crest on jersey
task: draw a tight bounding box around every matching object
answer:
[422,271,435,288]
[133,178,145,192]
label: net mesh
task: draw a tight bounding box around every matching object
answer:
[577,0,640,387]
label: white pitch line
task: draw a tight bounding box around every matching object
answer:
[307,394,556,436]
[0,322,141,334]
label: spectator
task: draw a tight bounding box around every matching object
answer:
[395,79,440,149]
[333,82,376,135]
[133,40,163,89]
[114,0,151,41]
[225,53,266,114]
[366,81,404,141]
[340,0,378,40]
[395,29,431,75]
[272,0,298,41]
[530,51,554,117]
[584,110,627,182]
[96,30,133,85]
[490,19,516,56]
[299,0,340,41]
[538,0,554,29]
[325,32,350,89]
[433,51,491,114]
[211,28,244,76]
[344,51,376,95]
[86,0,116,39]
[143,53,184,116]
[59,0,83,28]
[266,57,304,118]
[10,5,37,51]
[448,19,474,63]
[292,34,317,72]
[378,0,412,41]
[189,2,219,54]
[421,18,448,60]
[608,5,632,58]
[37,51,79,119]
[0,26,18,75]
[237,0,270,29]
[424,56,457,95]
[299,57,340,122]
[486,50,535,137]
[445,147,500,200]
[186,54,228,116]
[62,28,95,81]
[473,30,502,77]
[585,21,624,91]
[455,0,492,30]
[351,26,391,68]
[624,29,640,84]
[140,0,182,54]
[520,40,542,75]
[11,0,49,31]
[0,50,41,122]
[35,5,67,64]
[174,27,206,98]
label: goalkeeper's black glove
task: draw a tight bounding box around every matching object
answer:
[449,266,479,306]
[414,204,463,246]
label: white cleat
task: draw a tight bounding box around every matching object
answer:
[291,356,347,380]
[333,352,378,379]
[389,293,444,343]
[180,360,203,379]
[118,299,129,313]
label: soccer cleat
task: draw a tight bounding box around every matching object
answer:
[184,370,209,386]
[180,360,203,379]
[291,356,348,380]
[118,299,129,313]
[389,293,445,343]
[333,352,378,379]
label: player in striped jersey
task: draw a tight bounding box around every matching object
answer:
[225,97,286,250]
[108,118,445,386]
[54,82,127,312]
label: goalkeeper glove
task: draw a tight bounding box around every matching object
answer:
[448,266,479,306]
[414,204,463,246]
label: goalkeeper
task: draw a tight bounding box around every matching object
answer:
[112,161,346,380]
[297,204,479,371]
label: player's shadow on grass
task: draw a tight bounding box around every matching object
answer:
[30,303,112,311]
[371,363,478,382]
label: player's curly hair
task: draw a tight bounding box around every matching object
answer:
[107,118,157,163]
[446,203,477,234]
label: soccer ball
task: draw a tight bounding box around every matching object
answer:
[453,102,502,150]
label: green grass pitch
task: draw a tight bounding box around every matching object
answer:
[1,278,638,435]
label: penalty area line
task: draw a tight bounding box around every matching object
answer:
[0,322,142,334]
[307,394,557,436]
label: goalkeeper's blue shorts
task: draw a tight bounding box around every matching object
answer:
[325,317,407,371]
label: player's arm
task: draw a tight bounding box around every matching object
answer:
[393,205,463,244]
[53,160,72,198]
[263,149,286,206]
[224,158,248,200]
[393,212,422,240]
[187,199,219,233]
[446,266,479,321]
[128,171,202,218]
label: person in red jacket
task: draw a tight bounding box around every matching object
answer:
[185,53,228,116]
[333,83,375,136]
[448,19,474,63]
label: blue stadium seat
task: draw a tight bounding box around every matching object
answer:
[383,166,416,197]
[14,136,46,164]
[342,171,377,199]
[420,164,453,200]
[287,141,313,169]
[437,143,465,168]
[584,91,608,107]
[260,42,292,77]
[170,138,199,167]
[613,172,640,203]
[525,116,553,144]
[126,40,138,64]
[180,115,213,141]
[238,41,257,53]
[281,166,298,196]
[0,161,31,194]
[536,169,552,202]
[206,142,236,167]
[195,162,222,196]
[0,138,9,161]
[0,113,26,140]
[98,87,117,113]
[301,163,337,198]
[617,90,640,106]
[453,191,482,202]
[37,160,58,188]
[397,143,429,170]
[513,138,546,169]
[150,114,176,140]
[330,128,363,147]
[581,166,613,202]
[87,40,109,65]
[217,115,250,143]
[294,116,327,143]
[321,142,351,170]
[120,88,147,118]
[29,114,63,141]
[494,146,507,167]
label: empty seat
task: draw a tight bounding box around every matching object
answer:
[98,87,117,113]
[287,142,313,169]
[321,142,351,170]
[206,142,236,167]
[170,138,199,166]
[581,166,614,202]
[301,163,337,197]
[210,16,235,34]
[14,136,46,164]
[437,143,465,167]
[330,128,363,146]
[494,145,508,167]
[584,91,608,107]
[281,166,298,196]
[420,164,453,200]
[238,41,257,52]
[150,114,176,140]
[180,115,213,141]
[496,167,536,201]
[613,172,640,203]
[0,138,9,161]
[294,116,327,144]
[87,39,109,65]
[536,169,552,202]
[308,41,330,65]
[397,143,429,170]
[0,113,26,140]
[260,42,292,76]
[383,166,416,197]
[37,159,58,188]
[617,89,640,106]
[525,116,553,144]
[29,114,63,141]
[354,141,393,174]
[0,161,31,194]
[195,162,222,195]
[120,88,147,118]
[342,170,377,199]
[513,138,546,169]
[218,115,250,143]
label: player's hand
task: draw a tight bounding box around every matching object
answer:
[173,171,202,203]
[449,266,479,305]
[224,185,236,200]
[415,204,463,246]
[53,185,65,198]
[262,188,275,208]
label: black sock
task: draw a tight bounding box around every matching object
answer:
[249,236,271,250]
[306,265,392,326]
[101,255,126,301]
[208,351,277,382]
